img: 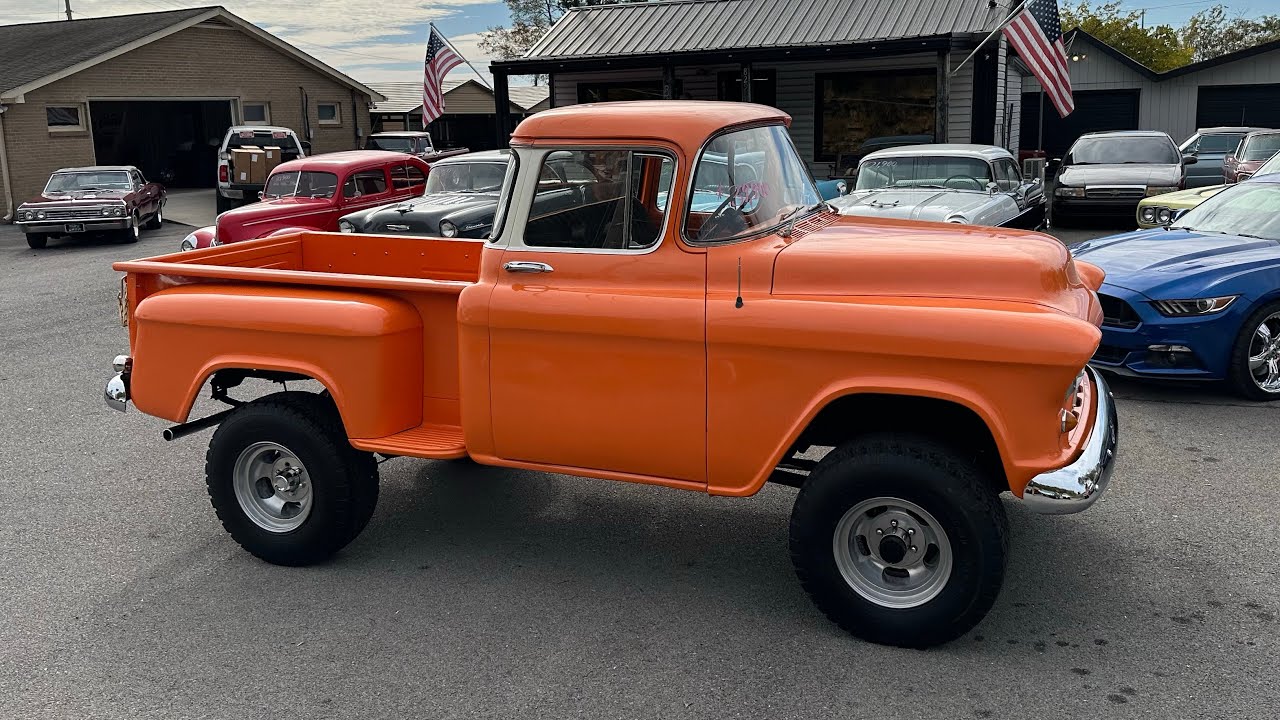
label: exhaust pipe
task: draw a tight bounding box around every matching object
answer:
[163,408,236,441]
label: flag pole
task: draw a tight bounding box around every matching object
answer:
[950,1,1026,77]
[431,22,492,90]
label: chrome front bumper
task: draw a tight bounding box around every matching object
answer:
[104,355,130,412]
[1021,367,1118,514]
[19,218,133,234]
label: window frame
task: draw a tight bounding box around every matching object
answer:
[242,101,271,126]
[812,69,938,162]
[507,145,678,256]
[993,158,1021,192]
[317,102,342,126]
[342,168,391,199]
[487,153,520,245]
[46,104,86,132]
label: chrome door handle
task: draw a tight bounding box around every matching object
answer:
[503,261,553,274]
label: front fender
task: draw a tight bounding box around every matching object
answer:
[129,284,423,439]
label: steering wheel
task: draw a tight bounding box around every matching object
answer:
[944,175,984,191]
[698,186,759,241]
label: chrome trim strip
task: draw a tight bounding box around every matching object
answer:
[1021,367,1118,514]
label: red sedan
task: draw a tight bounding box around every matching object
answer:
[181,151,431,250]
[15,165,165,249]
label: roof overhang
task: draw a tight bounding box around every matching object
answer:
[0,8,384,103]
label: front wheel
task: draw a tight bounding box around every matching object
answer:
[119,215,140,243]
[25,233,48,249]
[205,395,379,566]
[1228,300,1280,401]
[146,206,164,230]
[790,435,1008,648]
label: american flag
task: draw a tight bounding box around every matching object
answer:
[422,27,464,128]
[1003,0,1074,117]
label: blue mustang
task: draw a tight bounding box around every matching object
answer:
[1072,175,1280,400]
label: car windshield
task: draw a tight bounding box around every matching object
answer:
[855,156,993,191]
[367,136,416,153]
[685,124,821,243]
[228,130,303,154]
[425,162,507,194]
[1255,151,1280,177]
[262,171,338,199]
[1173,183,1280,241]
[1068,136,1179,165]
[45,171,131,193]
[1241,134,1280,161]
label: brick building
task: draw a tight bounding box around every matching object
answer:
[0,6,382,220]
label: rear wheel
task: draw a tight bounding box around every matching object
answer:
[790,435,1008,648]
[205,393,379,566]
[1228,300,1280,401]
[25,233,48,249]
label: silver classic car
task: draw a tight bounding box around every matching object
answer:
[829,144,1045,229]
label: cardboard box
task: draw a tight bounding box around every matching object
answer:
[247,147,267,184]
[262,146,280,172]
[230,147,261,184]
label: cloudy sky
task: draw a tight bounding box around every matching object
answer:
[6,0,1280,88]
[8,0,517,85]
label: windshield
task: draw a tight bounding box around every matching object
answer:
[262,171,338,199]
[1174,183,1280,241]
[1240,133,1280,161]
[45,171,131,193]
[1255,150,1280,177]
[425,162,507,194]
[856,156,993,191]
[228,130,303,154]
[685,124,821,243]
[1068,136,1179,165]
[367,136,421,153]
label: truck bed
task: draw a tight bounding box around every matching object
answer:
[114,232,484,457]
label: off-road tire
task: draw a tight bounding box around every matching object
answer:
[1227,299,1280,401]
[205,393,379,566]
[789,434,1008,648]
[25,234,48,249]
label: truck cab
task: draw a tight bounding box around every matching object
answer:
[105,102,1117,649]
[216,126,307,214]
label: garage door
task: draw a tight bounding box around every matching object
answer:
[1196,84,1280,128]
[1020,89,1140,157]
[90,100,234,189]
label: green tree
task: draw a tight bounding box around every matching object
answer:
[1059,1,1193,71]
[1182,4,1280,62]
[479,0,644,78]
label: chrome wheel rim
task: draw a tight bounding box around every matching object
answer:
[232,441,313,533]
[832,497,952,609]
[1247,312,1280,393]
[132,219,140,239]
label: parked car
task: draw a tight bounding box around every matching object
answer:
[1075,177,1280,400]
[1051,131,1193,225]
[1137,148,1280,227]
[104,101,1116,650]
[1223,129,1280,183]
[216,126,308,214]
[14,165,165,249]
[1180,127,1268,187]
[834,134,934,177]
[183,151,430,250]
[365,131,469,163]
[340,150,545,238]
[828,145,1045,228]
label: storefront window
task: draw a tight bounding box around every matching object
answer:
[815,70,937,162]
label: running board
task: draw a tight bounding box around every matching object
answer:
[350,424,467,459]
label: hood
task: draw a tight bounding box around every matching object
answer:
[358,192,498,234]
[24,189,129,205]
[1058,164,1182,187]
[772,216,1094,317]
[1144,184,1225,207]
[831,188,992,222]
[218,196,328,226]
[1071,228,1280,296]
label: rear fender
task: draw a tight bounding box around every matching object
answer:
[129,284,423,439]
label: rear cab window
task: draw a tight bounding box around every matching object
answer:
[227,129,304,159]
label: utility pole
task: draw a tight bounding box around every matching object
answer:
[64,0,72,20]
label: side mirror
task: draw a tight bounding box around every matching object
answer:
[300,141,313,155]
[1182,154,1198,165]
[1031,176,1043,186]
[257,191,264,200]
[986,182,1000,195]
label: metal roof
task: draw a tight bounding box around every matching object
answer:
[522,0,1002,61]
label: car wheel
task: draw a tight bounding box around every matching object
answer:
[1228,300,1280,401]
[146,206,164,230]
[25,234,48,249]
[119,215,140,243]
[205,393,379,566]
[789,434,1008,648]
[216,193,233,215]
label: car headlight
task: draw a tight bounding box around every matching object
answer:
[1238,173,1253,181]
[179,233,197,251]
[1156,207,1172,225]
[101,207,111,216]
[18,210,29,221]
[439,220,458,238]
[1145,186,1179,197]
[1151,296,1237,317]
[338,220,355,233]
[1054,187,1085,198]
[836,180,848,195]
[1139,206,1158,223]
[36,211,46,220]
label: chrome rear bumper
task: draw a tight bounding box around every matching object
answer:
[1021,367,1118,514]
[104,354,130,412]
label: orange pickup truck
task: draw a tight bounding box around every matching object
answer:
[104,102,1117,648]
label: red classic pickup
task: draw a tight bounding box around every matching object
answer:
[181,151,431,251]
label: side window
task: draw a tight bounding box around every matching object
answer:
[389,165,425,190]
[523,149,674,250]
[995,160,1020,191]
[132,170,146,188]
[343,170,388,198]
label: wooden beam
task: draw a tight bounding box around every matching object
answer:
[493,72,511,148]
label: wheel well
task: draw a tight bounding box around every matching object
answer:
[781,394,1007,494]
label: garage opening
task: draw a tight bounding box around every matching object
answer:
[90,100,233,188]
[1020,89,1140,157]
[1196,84,1280,128]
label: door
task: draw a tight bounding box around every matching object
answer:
[131,169,158,217]
[339,168,395,220]
[1196,84,1280,129]
[486,148,708,483]
[1183,132,1246,187]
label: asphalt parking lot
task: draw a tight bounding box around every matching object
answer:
[1,221,1277,719]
